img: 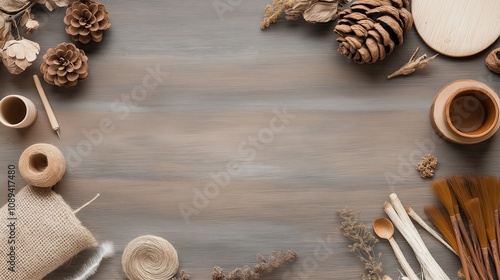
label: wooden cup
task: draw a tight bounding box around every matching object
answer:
[0,95,38,129]
[430,80,500,144]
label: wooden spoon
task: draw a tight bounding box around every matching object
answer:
[373,217,419,280]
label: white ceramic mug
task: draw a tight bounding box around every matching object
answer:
[0,95,38,128]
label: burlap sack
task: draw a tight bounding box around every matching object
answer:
[0,185,97,280]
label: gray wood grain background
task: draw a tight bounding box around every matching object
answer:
[0,1,499,279]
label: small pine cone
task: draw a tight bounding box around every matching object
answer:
[63,0,111,44]
[485,47,500,74]
[39,42,89,87]
[334,0,413,63]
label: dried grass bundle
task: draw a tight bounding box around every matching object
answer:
[212,250,297,280]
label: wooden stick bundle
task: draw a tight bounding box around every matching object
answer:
[426,175,500,280]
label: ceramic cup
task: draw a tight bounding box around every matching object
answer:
[430,80,500,144]
[0,95,38,129]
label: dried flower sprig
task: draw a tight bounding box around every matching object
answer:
[0,0,110,75]
[0,0,71,74]
[387,47,438,79]
[212,250,297,280]
[260,0,294,29]
[337,207,386,280]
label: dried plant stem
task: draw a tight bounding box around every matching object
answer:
[406,207,456,255]
[337,208,386,280]
[212,250,297,280]
[260,0,294,29]
[387,47,438,79]
[386,193,450,280]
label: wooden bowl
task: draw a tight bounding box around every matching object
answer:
[430,80,500,144]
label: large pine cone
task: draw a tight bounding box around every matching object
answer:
[334,0,413,63]
[39,42,89,87]
[63,0,111,44]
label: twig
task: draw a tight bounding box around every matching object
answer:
[406,207,457,255]
[387,47,438,79]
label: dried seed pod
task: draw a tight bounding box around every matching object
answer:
[334,0,413,63]
[485,47,500,74]
[63,0,111,44]
[39,42,89,87]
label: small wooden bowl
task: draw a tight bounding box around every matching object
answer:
[430,80,500,144]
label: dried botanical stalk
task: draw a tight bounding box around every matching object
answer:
[387,47,438,79]
[337,208,386,280]
[212,250,297,280]
[416,153,437,179]
[260,0,294,29]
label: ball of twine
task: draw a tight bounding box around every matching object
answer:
[122,235,179,280]
[18,143,66,188]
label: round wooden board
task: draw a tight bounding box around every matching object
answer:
[412,0,500,57]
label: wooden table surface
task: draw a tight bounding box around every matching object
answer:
[0,1,499,279]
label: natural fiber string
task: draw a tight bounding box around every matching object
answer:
[73,193,100,214]
[19,143,66,188]
[122,235,179,280]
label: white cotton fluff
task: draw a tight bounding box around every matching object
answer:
[66,241,115,280]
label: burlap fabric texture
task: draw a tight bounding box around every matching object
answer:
[0,185,97,280]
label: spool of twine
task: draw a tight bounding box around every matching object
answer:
[19,143,66,188]
[122,235,179,280]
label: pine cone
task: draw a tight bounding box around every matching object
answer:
[485,47,500,74]
[334,0,413,63]
[39,42,89,87]
[63,0,110,44]
[2,39,40,74]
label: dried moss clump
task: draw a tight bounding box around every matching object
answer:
[337,208,386,280]
[212,250,297,280]
[416,153,438,179]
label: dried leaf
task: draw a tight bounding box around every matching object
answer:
[20,10,39,35]
[0,16,9,49]
[36,0,69,11]
[303,1,338,23]
[0,0,33,14]
[284,0,312,20]
[1,38,40,74]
